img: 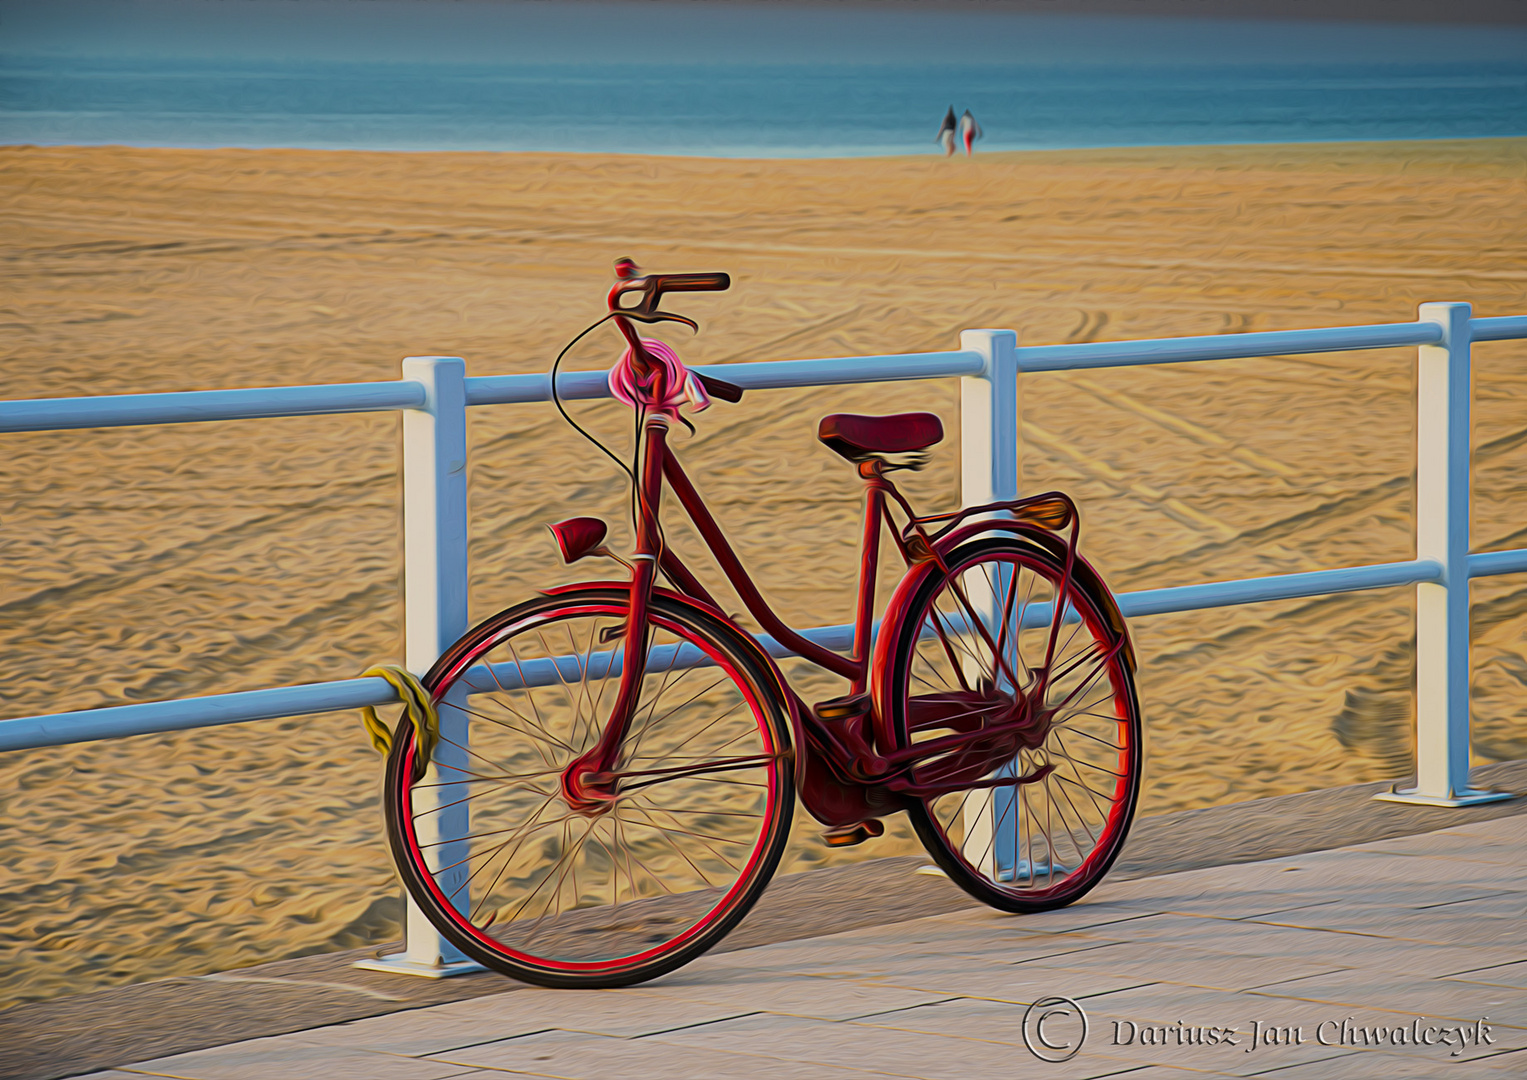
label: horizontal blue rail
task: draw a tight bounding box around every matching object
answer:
[6,551,1521,754]
[1473,315,1527,342]
[1014,320,1442,373]
[0,380,427,434]
[1,316,1518,434]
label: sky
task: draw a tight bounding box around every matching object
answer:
[6,0,1527,67]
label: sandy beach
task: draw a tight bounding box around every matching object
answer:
[2,138,1525,1008]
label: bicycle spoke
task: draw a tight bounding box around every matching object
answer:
[444,698,576,758]
[621,630,688,762]
[624,675,733,765]
[499,639,560,764]
[411,780,556,820]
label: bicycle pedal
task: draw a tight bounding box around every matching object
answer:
[814,693,871,722]
[821,820,884,847]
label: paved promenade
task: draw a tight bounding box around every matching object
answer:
[76,813,1527,1079]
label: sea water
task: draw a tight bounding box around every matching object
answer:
[2,4,1525,156]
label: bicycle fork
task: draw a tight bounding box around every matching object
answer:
[560,413,670,815]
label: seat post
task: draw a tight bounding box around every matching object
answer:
[851,461,888,695]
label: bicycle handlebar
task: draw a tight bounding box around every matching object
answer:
[605,259,741,403]
[608,259,730,325]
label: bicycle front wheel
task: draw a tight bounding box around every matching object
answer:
[879,534,1142,913]
[384,586,794,988]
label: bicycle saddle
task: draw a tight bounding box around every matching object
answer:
[818,413,944,466]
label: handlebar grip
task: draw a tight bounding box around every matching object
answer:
[651,272,731,294]
[694,372,743,403]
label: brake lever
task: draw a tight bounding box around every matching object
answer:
[608,263,729,331]
[620,309,700,332]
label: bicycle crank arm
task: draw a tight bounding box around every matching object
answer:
[885,761,1058,799]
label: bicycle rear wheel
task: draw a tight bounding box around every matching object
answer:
[384,586,794,988]
[879,534,1141,913]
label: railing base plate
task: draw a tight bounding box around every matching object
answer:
[353,954,487,979]
[1373,785,1516,808]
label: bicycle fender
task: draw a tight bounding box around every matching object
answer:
[538,579,729,620]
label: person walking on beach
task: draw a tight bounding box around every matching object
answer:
[937,106,957,156]
[960,109,982,156]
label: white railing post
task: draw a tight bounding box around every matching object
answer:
[959,330,1022,875]
[960,329,1020,507]
[355,356,483,976]
[1378,304,1507,807]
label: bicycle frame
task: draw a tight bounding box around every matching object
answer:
[560,396,1106,828]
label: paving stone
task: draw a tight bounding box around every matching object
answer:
[297,985,760,1052]
[1098,1068,1243,1079]
[1086,912,1525,976]
[1030,939,1346,992]
[1244,970,1527,1031]
[860,957,1153,1002]
[1252,1046,1527,1077]
[117,1038,481,1080]
[652,1012,1144,1080]
[1445,960,1527,990]
[428,1028,888,1079]
[1254,911,1527,949]
[629,976,956,1021]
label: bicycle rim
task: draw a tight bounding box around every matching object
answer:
[886,536,1141,912]
[385,588,793,987]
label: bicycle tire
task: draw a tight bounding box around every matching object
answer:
[878,534,1141,913]
[384,585,794,988]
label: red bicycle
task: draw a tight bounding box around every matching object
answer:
[384,262,1142,988]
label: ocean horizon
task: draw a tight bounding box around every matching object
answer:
[3,3,1526,157]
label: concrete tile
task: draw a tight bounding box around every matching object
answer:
[1445,960,1527,989]
[673,937,956,979]
[1080,873,1335,920]
[846,996,1032,1042]
[862,957,1153,1002]
[1097,1069,1243,1079]
[121,1038,479,1080]
[1080,982,1339,1030]
[1137,892,1337,922]
[1357,817,1527,861]
[1246,902,1527,948]
[1273,852,1527,890]
[937,903,1163,937]
[846,994,1247,1079]
[653,1012,1145,1080]
[1418,891,1527,916]
[1091,912,1525,976]
[1244,971,1527,1031]
[431,1028,888,1079]
[1033,939,1345,992]
[298,985,760,1053]
[1249,887,1520,927]
[855,933,1118,972]
[1252,1046,1527,1077]
[630,976,956,1021]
